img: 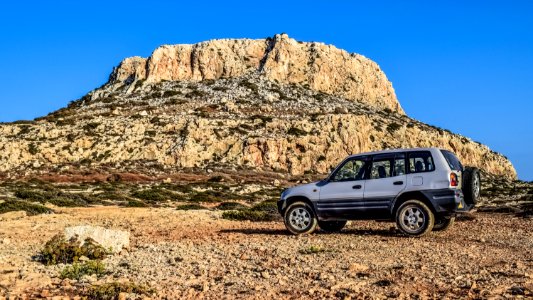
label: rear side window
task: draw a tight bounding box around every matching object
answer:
[408,151,435,173]
[394,154,406,176]
[370,158,392,179]
[440,150,463,171]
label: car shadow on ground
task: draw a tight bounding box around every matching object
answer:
[218,227,402,238]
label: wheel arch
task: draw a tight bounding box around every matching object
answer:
[391,191,436,216]
[284,196,315,215]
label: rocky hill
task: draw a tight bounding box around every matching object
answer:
[0,34,516,180]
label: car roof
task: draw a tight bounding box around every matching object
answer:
[347,147,441,159]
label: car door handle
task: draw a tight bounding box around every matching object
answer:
[352,185,362,189]
[393,181,404,185]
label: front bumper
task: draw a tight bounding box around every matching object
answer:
[277,199,286,215]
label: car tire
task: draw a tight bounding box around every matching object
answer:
[396,200,434,237]
[318,220,347,233]
[433,216,455,231]
[284,202,318,235]
[463,167,480,206]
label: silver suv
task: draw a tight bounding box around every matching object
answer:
[278,148,480,236]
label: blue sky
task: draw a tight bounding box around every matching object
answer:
[0,1,532,180]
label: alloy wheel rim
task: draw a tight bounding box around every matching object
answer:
[289,207,311,230]
[401,207,426,232]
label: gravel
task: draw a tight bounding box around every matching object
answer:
[0,207,531,299]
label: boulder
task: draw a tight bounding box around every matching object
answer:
[64,225,129,254]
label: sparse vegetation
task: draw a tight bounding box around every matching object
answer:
[85,282,154,300]
[14,188,94,207]
[287,127,308,136]
[0,200,53,216]
[222,200,278,221]
[162,90,181,98]
[222,210,273,221]
[60,260,107,280]
[216,202,248,210]
[40,235,108,265]
[176,204,207,210]
[386,122,402,134]
[299,245,330,255]
[131,188,180,202]
[28,143,39,155]
[125,200,148,207]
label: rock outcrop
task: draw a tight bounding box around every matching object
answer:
[64,225,130,253]
[0,34,517,180]
[107,34,403,114]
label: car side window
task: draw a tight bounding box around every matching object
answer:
[408,152,435,173]
[394,155,406,176]
[370,158,392,179]
[332,158,366,182]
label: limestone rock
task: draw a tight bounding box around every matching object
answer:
[64,225,130,253]
[107,34,402,114]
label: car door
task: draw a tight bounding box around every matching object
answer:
[363,153,407,218]
[318,156,368,219]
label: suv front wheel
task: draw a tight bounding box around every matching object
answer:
[396,200,435,236]
[284,202,318,235]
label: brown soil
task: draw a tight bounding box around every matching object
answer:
[0,207,531,299]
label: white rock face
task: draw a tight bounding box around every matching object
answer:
[64,225,130,253]
[108,34,403,114]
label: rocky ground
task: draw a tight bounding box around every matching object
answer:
[0,173,531,299]
[0,206,532,299]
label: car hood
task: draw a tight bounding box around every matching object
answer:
[281,181,323,201]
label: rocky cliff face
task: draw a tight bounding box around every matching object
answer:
[0,35,517,180]
[106,34,403,114]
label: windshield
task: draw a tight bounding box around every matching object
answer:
[440,150,463,171]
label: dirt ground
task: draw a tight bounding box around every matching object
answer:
[0,207,532,299]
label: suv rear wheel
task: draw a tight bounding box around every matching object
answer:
[433,216,455,231]
[284,202,317,235]
[396,200,434,236]
[318,220,347,233]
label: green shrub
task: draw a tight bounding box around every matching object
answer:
[60,260,106,280]
[189,190,226,202]
[162,90,181,98]
[216,202,248,211]
[250,200,278,214]
[131,188,178,202]
[240,80,259,93]
[14,189,92,207]
[86,282,154,300]
[40,235,108,265]
[386,122,402,134]
[125,200,148,207]
[299,245,330,255]
[176,204,207,210]
[287,127,307,136]
[207,175,224,182]
[28,143,39,155]
[14,189,47,201]
[0,200,53,216]
[222,210,273,221]
[83,122,100,131]
[186,89,207,98]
